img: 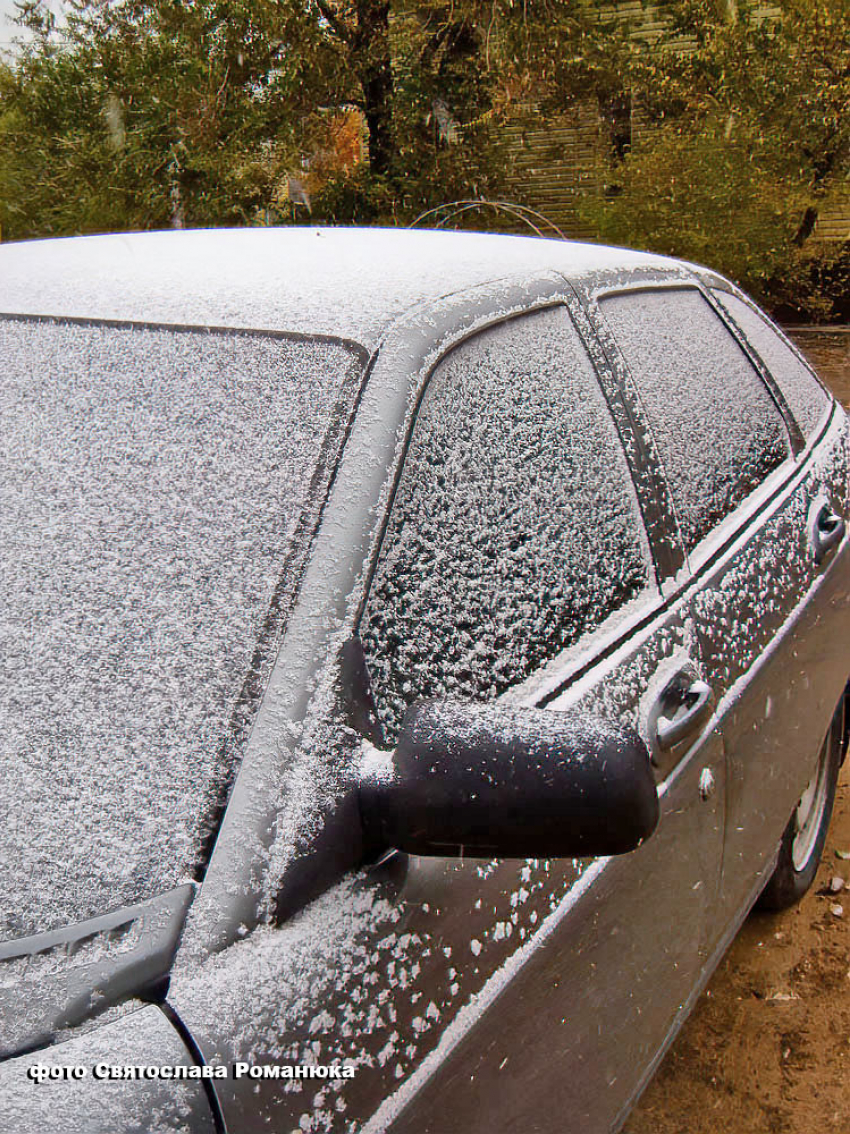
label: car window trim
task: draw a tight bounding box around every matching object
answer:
[704,280,833,444]
[348,271,839,719]
[557,282,685,584]
[352,289,662,632]
[0,309,371,362]
[538,399,839,708]
[574,275,801,566]
[585,277,800,452]
[350,289,682,738]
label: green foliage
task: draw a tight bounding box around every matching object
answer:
[0,0,335,236]
[0,0,517,235]
[591,0,850,319]
[0,0,846,317]
[584,119,803,299]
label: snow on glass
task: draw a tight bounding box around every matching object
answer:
[360,306,650,740]
[0,317,362,940]
[600,289,791,552]
[714,290,831,440]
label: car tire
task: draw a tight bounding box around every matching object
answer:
[756,701,843,912]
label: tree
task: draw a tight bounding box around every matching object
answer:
[0,1,632,235]
[0,0,355,235]
[588,0,850,318]
[1,0,846,319]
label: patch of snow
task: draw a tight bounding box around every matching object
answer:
[600,288,791,552]
[0,228,682,352]
[360,306,650,740]
[0,318,362,938]
[0,1004,209,1132]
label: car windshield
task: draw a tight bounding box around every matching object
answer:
[0,316,364,941]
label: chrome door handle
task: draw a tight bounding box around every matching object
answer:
[811,503,845,564]
[654,678,714,751]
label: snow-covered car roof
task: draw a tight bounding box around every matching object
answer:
[0,226,679,349]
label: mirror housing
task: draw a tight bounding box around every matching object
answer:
[360,700,659,859]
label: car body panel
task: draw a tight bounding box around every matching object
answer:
[1,228,848,1134]
[0,1005,215,1134]
[0,228,674,350]
[579,269,850,948]
[169,272,729,1134]
[174,272,578,958]
[692,409,850,925]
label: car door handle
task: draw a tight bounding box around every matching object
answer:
[653,678,714,751]
[811,503,845,564]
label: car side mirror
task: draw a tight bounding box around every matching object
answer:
[359,700,659,859]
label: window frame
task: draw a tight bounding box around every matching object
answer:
[572,270,813,574]
[352,287,664,720]
[349,267,839,724]
[707,280,833,448]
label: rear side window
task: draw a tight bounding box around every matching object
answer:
[599,289,791,553]
[714,290,831,439]
[360,306,651,740]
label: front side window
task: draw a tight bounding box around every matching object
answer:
[360,306,651,741]
[599,289,791,553]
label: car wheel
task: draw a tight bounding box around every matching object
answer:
[756,701,843,912]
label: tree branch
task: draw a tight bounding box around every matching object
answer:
[314,0,350,45]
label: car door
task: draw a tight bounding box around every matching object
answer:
[169,279,724,1134]
[590,277,850,941]
[352,299,725,1134]
[700,286,850,925]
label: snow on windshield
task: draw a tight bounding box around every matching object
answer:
[0,317,363,940]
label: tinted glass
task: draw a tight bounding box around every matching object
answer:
[1,317,362,938]
[600,289,790,552]
[714,291,831,439]
[361,306,650,740]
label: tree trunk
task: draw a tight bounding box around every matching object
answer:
[792,206,818,248]
[352,1,395,177]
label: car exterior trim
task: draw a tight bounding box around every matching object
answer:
[538,401,842,709]
[358,857,611,1134]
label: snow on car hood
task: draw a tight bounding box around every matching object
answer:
[0,316,364,944]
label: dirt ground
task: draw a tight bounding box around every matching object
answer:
[624,766,850,1134]
[624,328,850,1134]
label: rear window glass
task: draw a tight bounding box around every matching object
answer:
[714,291,831,439]
[600,289,790,552]
[360,306,651,741]
[0,317,362,939]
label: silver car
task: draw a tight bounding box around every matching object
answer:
[1,227,847,1133]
